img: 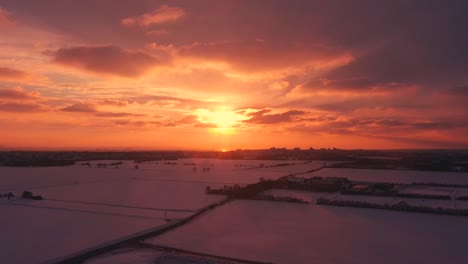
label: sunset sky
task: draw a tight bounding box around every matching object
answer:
[0,0,467,150]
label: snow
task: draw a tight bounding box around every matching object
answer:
[147,199,468,264]
[327,193,398,205]
[5,198,190,220]
[306,168,468,184]
[0,166,130,192]
[30,179,225,211]
[151,253,244,264]
[262,189,325,203]
[84,249,162,264]
[319,193,468,210]
[0,158,297,194]
[3,160,468,264]
[0,159,297,264]
[85,250,245,264]
[397,185,468,199]
[0,201,164,264]
[398,185,454,197]
[402,198,468,209]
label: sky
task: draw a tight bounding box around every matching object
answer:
[0,0,467,150]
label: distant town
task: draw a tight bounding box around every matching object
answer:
[1,148,467,172]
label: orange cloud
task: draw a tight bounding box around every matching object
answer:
[0,67,30,81]
[161,114,219,128]
[146,29,170,37]
[49,45,169,78]
[114,120,147,127]
[0,7,14,27]
[175,114,199,124]
[0,87,40,100]
[100,99,128,107]
[179,40,351,73]
[60,103,97,113]
[121,5,185,27]
[94,112,145,118]
[444,86,468,96]
[0,102,48,112]
[194,122,217,128]
[60,102,145,118]
[243,109,306,124]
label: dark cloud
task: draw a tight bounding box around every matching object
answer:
[285,93,431,113]
[194,122,217,128]
[162,115,198,127]
[60,103,97,113]
[49,45,169,77]
[163,122,176,127]
[94,112,145,118]
[0,7,13,27]
[411,121,468,130]
[174,115,199,125]
[165,115,215,128]
[61,102,144,117]
[301,78,377,91]
[180,40,345,72]
[100,99,128,107]
[289,117,468,140]
[9,1,468,85]
[0,102,48,112]
[114,120,147,127]
[125,94,219,110]
[0,88,39,100]
[283,1,468,93]
[162,114,218,128]
[0,67,30,81]
[300,78,408,92]
[376,119,407,127]
[243,109,306,124]
[313,100,373,112]
[121,5,186,27]
[444,86,468,96]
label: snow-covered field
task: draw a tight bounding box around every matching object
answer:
[84,249,163,264]
[328,193,398,204]
[403,198,468,209]
[85,248,245,264]
[263,187,468,210]
[262,188,326,203]
[30,179,224,211]
[147,199,468,264]
[1,159,315,191]
[265,188,468,210]
[398,185,468,199]
[398,185,454,196]
[0,200,164,264]
[326,193,468,210]
[2,160,468,263]
[0,159,302,264]
[306,167,468,184]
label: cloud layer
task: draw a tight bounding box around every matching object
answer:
[0,1,467,149]
[50,45,168,77]
[0,67,30,81]
[121,5,185,27]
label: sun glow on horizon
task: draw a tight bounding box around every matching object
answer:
[197,108,243,134]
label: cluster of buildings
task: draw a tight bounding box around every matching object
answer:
[285,175,349,191]
[285,175,400,195]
